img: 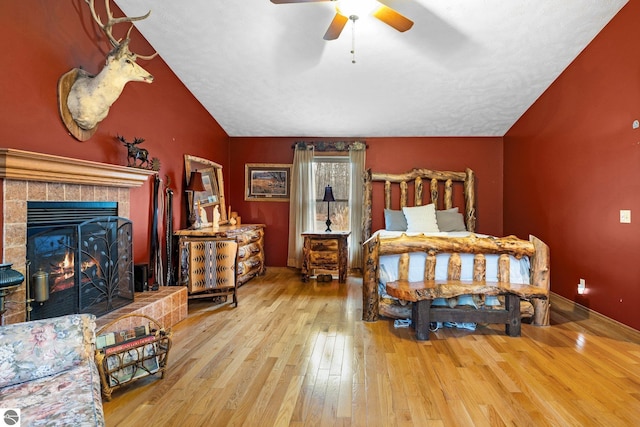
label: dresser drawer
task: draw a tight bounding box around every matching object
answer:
[236,228,263,246]
[309,251,338,268]
[238,242,262,260]
[309,238,338,252]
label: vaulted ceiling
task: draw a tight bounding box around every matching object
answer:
[115,0,627,137]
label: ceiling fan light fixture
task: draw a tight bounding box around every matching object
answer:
[336,0,378,20]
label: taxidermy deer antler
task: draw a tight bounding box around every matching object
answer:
[58,0,157,141]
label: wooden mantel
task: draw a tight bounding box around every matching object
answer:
[0,148,155,187]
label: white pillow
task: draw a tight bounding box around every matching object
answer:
[402,204,439,232]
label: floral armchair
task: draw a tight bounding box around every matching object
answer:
[0,314,105,426]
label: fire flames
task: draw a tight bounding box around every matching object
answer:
[50,251,97,293]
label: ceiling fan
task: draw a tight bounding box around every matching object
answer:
[270,0,414,40]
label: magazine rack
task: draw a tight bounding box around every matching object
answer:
[95,313,172,401]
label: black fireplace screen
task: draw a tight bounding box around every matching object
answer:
[27,202,134,320]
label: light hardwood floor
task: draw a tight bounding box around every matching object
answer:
[103,268,640,426]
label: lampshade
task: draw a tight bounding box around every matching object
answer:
[323,186,336,202]
[186,171,206,192]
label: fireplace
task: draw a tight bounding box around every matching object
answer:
[27,201,135,320]
[0,149,156,325]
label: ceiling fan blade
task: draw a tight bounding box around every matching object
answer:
[270,0,331,4]
[373,5,414,32]
[323,13,349,40]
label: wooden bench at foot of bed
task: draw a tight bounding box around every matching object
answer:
[386,280,549,341]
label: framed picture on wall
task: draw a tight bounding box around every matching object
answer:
[245,163,291,201]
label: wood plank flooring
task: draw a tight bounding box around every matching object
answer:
[103,268,640,426]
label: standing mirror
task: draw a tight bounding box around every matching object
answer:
[184,154,228,226]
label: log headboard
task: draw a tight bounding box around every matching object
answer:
[362,167,477,243]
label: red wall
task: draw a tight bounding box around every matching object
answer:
[0,1,229,272]
[229,137,503,267]
[504,1,639,329]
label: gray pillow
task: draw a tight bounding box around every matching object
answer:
[384,209,407,231]
[436,208,467,232]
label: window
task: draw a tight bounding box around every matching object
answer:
[313,156,350,232]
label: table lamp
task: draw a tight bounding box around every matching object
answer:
[186,171,206,229]
[323,185,335,232]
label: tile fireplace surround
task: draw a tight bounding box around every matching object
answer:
[0,149,186,326]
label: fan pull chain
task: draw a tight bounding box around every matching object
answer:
[350,15,358,64]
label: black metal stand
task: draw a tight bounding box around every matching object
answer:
[325,201,332,232]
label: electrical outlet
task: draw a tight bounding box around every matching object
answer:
[577,278,586,294]
[620,210,631,223]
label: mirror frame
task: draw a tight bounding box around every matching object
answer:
[184,154,228,226]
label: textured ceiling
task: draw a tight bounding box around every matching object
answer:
[115,0,627,137]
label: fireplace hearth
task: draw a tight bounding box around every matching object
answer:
[27,201,134,320]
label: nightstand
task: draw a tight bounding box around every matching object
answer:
[301,231,350,283]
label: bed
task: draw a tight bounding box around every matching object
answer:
[361,167,550,326]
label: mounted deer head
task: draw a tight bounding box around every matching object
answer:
[58,0,157,141]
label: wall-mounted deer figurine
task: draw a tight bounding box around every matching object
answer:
[58,0,157,141]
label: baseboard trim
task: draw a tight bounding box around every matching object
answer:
[550,291,640,340]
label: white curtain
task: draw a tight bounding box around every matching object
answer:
[349,146,366,270]
[287,145,315,268]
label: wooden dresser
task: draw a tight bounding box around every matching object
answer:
[175,224,265,290]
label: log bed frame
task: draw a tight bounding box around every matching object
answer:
[361,167,551,327]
